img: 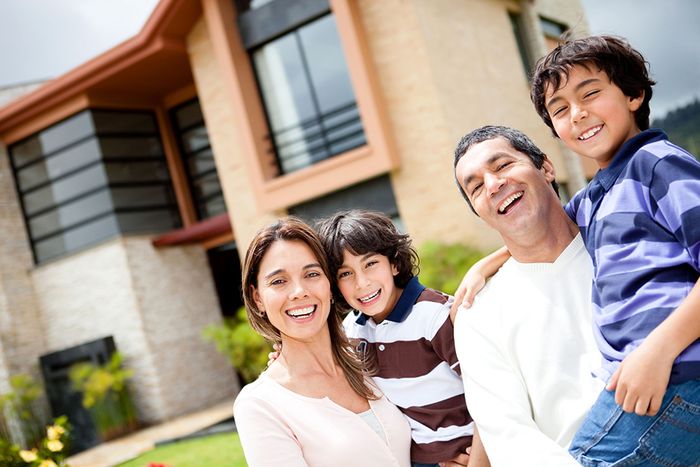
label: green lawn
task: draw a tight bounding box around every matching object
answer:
[117,432,246,467]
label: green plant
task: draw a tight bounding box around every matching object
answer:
[0,416,71,467]
[69,353,138,441]
[202,307,272,384]
[0,374,46,447]
[418,241,486,295]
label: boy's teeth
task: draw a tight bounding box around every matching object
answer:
[499,192,522,213]
[287,305,315,317]
[578,125,602,140]
[358,290,380,303]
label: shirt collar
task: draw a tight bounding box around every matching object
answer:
[594,129,667,192]
[354,276,425,324]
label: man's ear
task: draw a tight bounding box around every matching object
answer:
[541,156,556,183]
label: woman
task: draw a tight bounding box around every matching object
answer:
[234,217,412,466]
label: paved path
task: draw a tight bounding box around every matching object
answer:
[66,398,235,467]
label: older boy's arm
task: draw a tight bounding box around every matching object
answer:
[607,277,700,416]
[466,425,490,467]
[451,246,510,321]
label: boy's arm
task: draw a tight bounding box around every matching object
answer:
[607,277,700,416]
[608,152,700,415]
[450,246,510,321]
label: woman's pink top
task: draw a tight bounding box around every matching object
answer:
[234,373,411,466]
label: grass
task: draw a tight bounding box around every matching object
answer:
[117,432,246,467]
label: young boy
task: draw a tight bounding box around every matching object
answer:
[316,210,487,467]
[464,35,700,464]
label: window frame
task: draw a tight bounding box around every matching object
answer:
[202,0,399,211]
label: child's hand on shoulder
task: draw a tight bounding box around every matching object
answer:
[606,338,675,416]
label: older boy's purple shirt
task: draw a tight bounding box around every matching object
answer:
[565,129,700,384]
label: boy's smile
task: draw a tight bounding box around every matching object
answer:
[544,65,643,168]
[337,251,402,323]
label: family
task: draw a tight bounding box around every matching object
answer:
[233,35,700,466]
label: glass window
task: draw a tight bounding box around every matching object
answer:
[170,99,226,220]
[509,12,532,78]
[540,17,567,52]
[251,13,365,174]
[8,109,181,264]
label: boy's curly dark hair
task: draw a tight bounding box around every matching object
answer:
[316,210,419,312]
[531,35,656,137]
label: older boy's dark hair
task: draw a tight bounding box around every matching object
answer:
[453,125,559,215]
[316,210,419,310]
[531,35,656,137]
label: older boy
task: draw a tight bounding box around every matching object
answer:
[531,35,700,464]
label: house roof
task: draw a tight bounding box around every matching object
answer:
[0,0,202,142]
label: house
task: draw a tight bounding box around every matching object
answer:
[0,0,592,432]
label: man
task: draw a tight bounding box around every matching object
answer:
[452,125,602,466]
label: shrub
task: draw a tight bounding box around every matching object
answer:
[202,307,272,385]
[69,353,138,441]
[0,374,47,447]
[1,416,71,467]
[418,241,485,295]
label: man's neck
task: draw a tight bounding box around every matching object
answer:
[507,215,579,264]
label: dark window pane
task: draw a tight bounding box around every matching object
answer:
[40,111,94,155]
[100,136,164,157]
[117,210,181,233]
[104,161,171,183]
[111,186,176,208]
[181,127,211,153]
[92,111,158,134]
[23,165,108,215]
[298,15,355,114]
[170,99,224,221]
[186,149,217,174]
[16,137,101,191]
[173,101,204,129]
[199,195,227,219]
[10,135,43,167]
[29,190,113,239]
[34,214,119,263]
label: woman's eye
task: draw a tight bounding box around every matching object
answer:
[270,278,285,286]
[307,271,321,278]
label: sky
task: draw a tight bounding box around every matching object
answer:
[0,0,698,120]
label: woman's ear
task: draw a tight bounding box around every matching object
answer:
[252,285,264,315]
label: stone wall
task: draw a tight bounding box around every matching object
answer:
[32,237,237,423]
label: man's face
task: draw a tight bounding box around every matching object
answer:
[455,137,556,241]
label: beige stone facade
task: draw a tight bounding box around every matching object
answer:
[32,237,237,423]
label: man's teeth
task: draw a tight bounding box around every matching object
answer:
[358,290,380,303]
[286,305,315,317]
[499,192,522,213]
[578,125,602,140]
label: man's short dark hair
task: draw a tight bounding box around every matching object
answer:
[316,210,419,312]
[531,35,656,137]
[453,125,559,214]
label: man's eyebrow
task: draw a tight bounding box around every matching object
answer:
[463,153,513,188]
[546,78,602,109]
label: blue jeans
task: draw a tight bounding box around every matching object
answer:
[569,379,700,466]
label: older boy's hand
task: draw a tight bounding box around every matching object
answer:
[267,342,281,367]
[439,449,470,467]
[606,339,674,416]
[450,270,487,322]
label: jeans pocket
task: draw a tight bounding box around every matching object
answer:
[633,395,700,467]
